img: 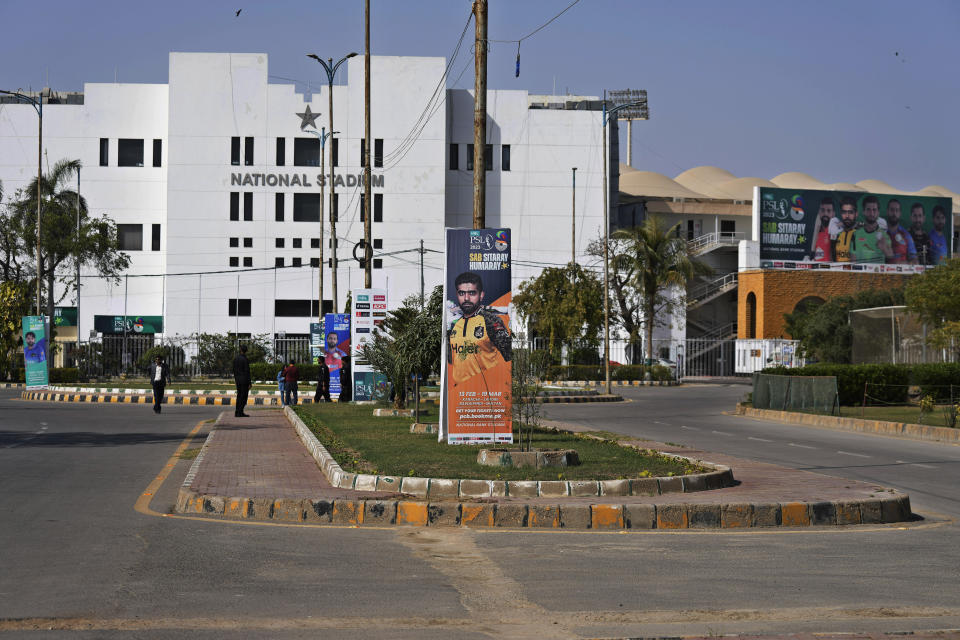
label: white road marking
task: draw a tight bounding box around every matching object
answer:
[712,430,733,436]
[837,450,870,458]
[680,425,699,431]
[897,460,935,469]
[788,443,816,449]
[748,436,774,442]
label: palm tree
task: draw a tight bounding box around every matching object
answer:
[11,159,129,324]
[611,216,711,363]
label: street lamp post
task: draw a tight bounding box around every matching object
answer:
[304,126,337,324]
[307,52,357,314]
[0,89,43,319]
[601,97,647,395]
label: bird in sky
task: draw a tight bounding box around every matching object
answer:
[235,9,242,17]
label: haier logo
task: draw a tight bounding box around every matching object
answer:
[373,304,386,310]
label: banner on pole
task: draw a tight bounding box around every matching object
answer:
[22,316,49,389]
[351,288,389,402]
[441,228,513,444]
[323,313,350,398]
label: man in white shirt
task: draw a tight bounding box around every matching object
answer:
[149,355,171,414]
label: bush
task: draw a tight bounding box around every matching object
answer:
[546,363,673,382]
[761,363,959,406]
[49,368,80,383]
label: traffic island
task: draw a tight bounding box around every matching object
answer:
[172,408,914,530]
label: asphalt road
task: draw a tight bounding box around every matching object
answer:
[2,387,959,638]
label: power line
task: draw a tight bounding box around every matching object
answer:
[487,0,582,43]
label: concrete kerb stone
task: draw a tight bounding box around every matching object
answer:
[170,408,918,531]
[737,403,960,445]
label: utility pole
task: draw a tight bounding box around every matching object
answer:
[76,166,81,362]
[472,0,487,230]
[328,63,339,313]
[602,92,610,396]
[571,167,577,264]
[363,0,373,286]
[419,239,425,306]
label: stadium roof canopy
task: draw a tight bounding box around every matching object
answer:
[620,165,960,210]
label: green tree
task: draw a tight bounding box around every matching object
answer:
[608,217,711,362]
[194,333,271,376]
[5,159,130,347]
[0,280,34,380]
[906,257,960,357]
[784,288,906,363]
[513,263,604,359]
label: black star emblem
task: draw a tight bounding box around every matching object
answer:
[296,105,320,131]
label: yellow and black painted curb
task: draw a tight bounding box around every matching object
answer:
[20,391,320,406]
[175,486,914,530]
[737,404,960,445]
[536,394,623,403]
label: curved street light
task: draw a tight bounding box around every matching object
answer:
[303,126,338,324]
[0,89,43,318]
[602,99,646,395]
[306,52,357,314]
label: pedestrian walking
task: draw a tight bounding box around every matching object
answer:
[149,354,171,414]
[283,359,300,406]
[315,357,331,403]
[277,364,286,406]
[233,344,251,417]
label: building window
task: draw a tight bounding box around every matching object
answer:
[99,138,109,166]
[374,258,382,269]
[292,257,302,267]
[230,192,239,221]
[373,238,382,249]
[243,237,253,248]
[310,238,320,249]
[293,238,302,249]
[360,194,366,222]
[720,219,736,237]
[501,144,511,171]
[118,139,144,167]
[274,299,319,317]
[746,292,757,339]
[332,137,338,167]
[151,139,161,167]
[231,137,241,165]
[275,257,284,267]
[466,143,473,171]
[228,298,252,317]
[360,138,383,167]
[375,193,383,222]
[276,137,285,166]
[275,193,284,222]
[310,257,320,267]
[293,193,322,222]
[229,237,239,248]
[465,144,492,171]
[332,194,338,222]
[449,143,458,170]
[229,256,239,267]
[117,224,143,251]
[275,238,284,248]
[244,136,254,166]
[329,238,338,248]
[152,224,161,251]
[293,138,320,166]
[243,192,253,221]
[243,257,252,267]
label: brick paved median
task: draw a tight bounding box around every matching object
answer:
[175,409,913,529]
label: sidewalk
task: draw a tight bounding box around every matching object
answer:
[175,409,913,529]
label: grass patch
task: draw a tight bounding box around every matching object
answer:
[294,403,703,481]
[179,448,201,460]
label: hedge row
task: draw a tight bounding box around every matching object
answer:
[250,362,328,383]
[761,363,960,405]
[546,364,674,382]
[13,368,80,384]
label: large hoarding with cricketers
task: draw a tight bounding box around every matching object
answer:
[754,187,952,272]
[441,228,513,444]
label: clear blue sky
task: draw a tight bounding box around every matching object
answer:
[1,0,957,192]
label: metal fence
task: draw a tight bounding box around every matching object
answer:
[62,335,315,379]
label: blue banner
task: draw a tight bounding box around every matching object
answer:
[323,313,350,397]
[22,316,49,389]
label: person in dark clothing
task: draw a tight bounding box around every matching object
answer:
[233,344,251,417]
[338,356,351,402]
[315,357,331,402]
[149,355,171,414]
[283,359,299,406]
